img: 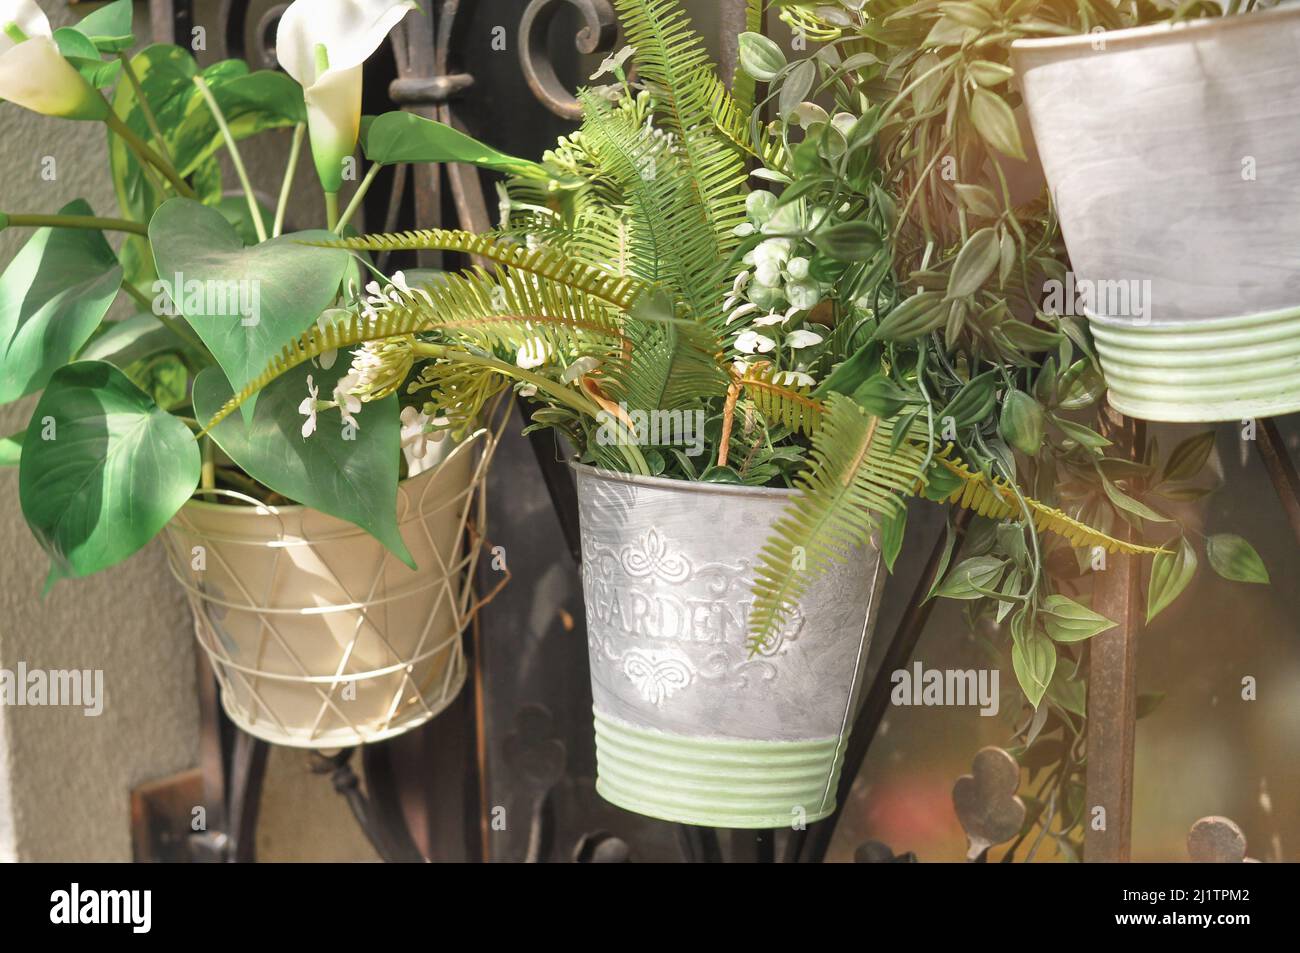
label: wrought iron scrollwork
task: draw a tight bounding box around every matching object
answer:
[519,0,618,119]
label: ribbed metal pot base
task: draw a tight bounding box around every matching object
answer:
[593,708,843,829]
[1089,306,1300,422]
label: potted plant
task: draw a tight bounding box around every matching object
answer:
[0,0,530,747]
[209,0,1200,827]
[758,0,1271,855]
[1006,3,1300,422]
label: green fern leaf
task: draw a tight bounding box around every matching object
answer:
[748,396,927,653]
[307,228,648,311]
[739,363,825,436]
[935,450,1168,556]
[611,0,749,267]
[200,269,623,434]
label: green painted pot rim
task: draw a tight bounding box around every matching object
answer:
[1084,306,1300,422]
[592,708,844,829]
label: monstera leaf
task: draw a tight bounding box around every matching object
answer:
[149,198,350,418]
[0,199,122,405]
[192,363,414,569]
[19,361,199,581]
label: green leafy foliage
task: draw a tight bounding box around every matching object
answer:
[193,364,413,568]
[109,45,304,288]
[149,199,351,418]
[1147,535,1197,622]
[1205,533,1270,584]
[0,200,122,404]
[362,112,549,178]
[71,0,135,53]
[747,397,928,652]
[18,362,199,581]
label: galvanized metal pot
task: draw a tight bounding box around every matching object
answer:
[1012,6,1300,422]
[574,464,885,829]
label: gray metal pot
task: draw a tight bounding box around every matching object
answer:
[1013,6,1300,421]
[573,463,885,829]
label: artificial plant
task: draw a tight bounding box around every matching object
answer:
[203,0,1190,698]
[746,0,1272,858]
[0,0,544,582]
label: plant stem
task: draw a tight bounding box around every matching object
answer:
[104,109,196,199]
[2,213,148,236]
[117,51,175,169]
[119,281,152,309]
[324,190,340,231]
[334,163,381,234]
[273,123,306,238]
[192,76,267,243]
[200,435,216,503]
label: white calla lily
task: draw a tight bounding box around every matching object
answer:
[276,0,417,194]
[0,0,105,120]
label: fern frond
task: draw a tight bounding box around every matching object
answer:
[739,363,824,437]
[199,309,433,435]
[611,0,749,263]
[307,228,648,310]
[578,88,730,322]
[748,396,927,653]
[935,451,1167,556]
[503,206,637,280]
[745,406,1166,652]
[200,269,623,434]
[604,308,729,412]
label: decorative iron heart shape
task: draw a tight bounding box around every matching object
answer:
[952,746,1026,860]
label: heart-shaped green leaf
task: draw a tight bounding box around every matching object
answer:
[192,363,414,569]
[0,199,122,405]
[79,312,180,368]
[150,198,351,418]
[19,361,199,580]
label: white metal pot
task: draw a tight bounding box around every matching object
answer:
[1013,6,1300,422]
[163,430,493,749]
[574,464,886,829]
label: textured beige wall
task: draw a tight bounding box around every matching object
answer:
[0,1,374,862]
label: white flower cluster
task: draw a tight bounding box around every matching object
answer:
[724,191,830,387]
[298,271,429,439]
